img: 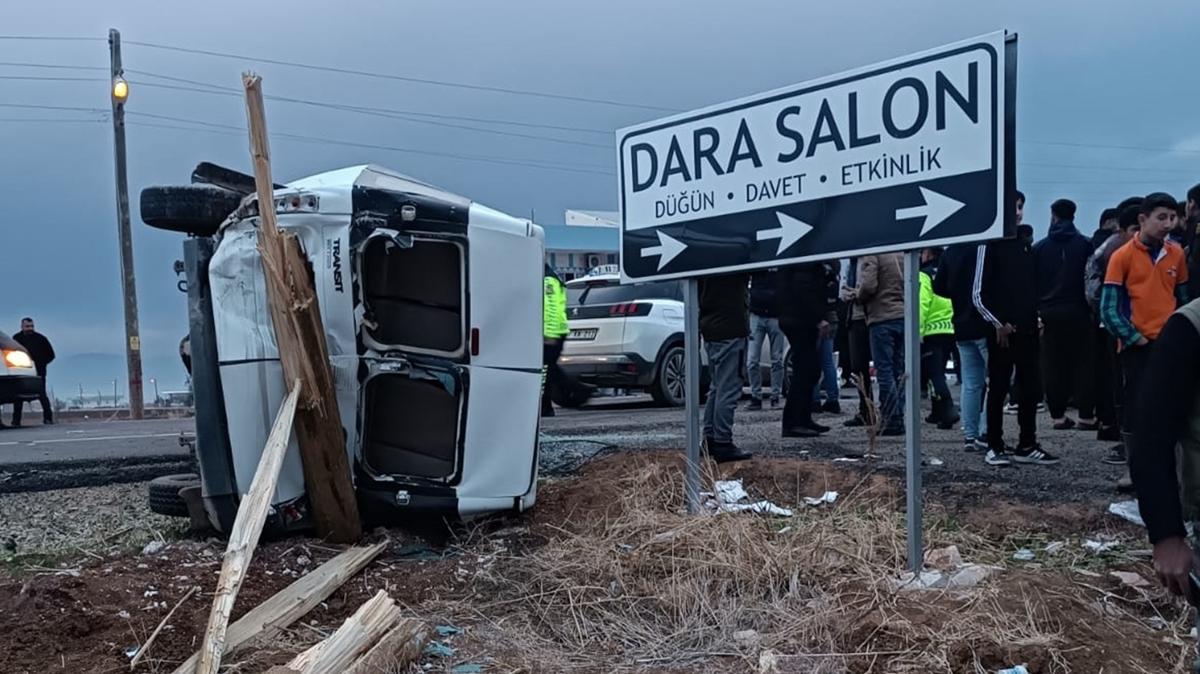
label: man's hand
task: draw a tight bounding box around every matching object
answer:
[817,320,832,340]
[995,323,1016,348]
[839,286,856,302]
[1153,536,1196,600]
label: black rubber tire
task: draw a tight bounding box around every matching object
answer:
[140,185,243,237]
[651,345,687,407]
[148,473,200,518]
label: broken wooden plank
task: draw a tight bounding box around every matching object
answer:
[242,72,362,544]
[344,617,428,674]
[171,540,387,674]
[282,591,424,674]
[130,585,198,670]
[195,380,301,674]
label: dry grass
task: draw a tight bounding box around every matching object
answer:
[453,462,1074,673]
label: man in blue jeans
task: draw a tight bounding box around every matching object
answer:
[700,273,752,462]
[935,243,996,458]
[746,270,785,410]
[847,253,906,435]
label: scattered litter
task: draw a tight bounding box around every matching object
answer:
[1108,500,1145,528]
[143,589,159,598]
[424,641,456,658]
[141,541,166,556]
[997,666,1029,674]
[1110,571,1151,588]
[733,629,761,649]
[116,610,131,620]
[1044,541,1066,555]
[803,491,839,506]
[703,480,794,518]
[757,649,780,674]
[1148,616,1170,631]
[1083,539,1119,554]
[451,665,484,674]
[832,457,860,463]
[1012,548,1035,561]
[776,526,792,535]
[435,625,463,637]
[295,555,311,567]
[124,645,139,659]
[927,457,945,467]
[925,545,964,571]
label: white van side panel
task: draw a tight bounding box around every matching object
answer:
[467,205,543,370]
[458,366,540,499]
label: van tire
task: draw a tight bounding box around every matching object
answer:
[140,185,243,237]
[148,473,201,518]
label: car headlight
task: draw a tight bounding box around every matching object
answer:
[3,350,33,369]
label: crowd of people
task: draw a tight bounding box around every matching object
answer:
[697,186,1200,490]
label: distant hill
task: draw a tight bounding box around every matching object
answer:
[45,351,189,405]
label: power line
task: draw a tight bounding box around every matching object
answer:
[128,120,615,177]
[0,117,103,123]
[128,69,612,135]
[1021,139,1200,155]
[123,39,677,112]
[1020,161,1199,175]
[0,61,106,71]
[0,102,106,114]
[128,79,614,150]
[0,75,105,82]
[0,35,103,42]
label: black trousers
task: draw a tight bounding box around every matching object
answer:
[1092,324,1119,428]
[921,334,955,402]
[987,331,1040,449]
[542,339,565,414]
[847,318,874,421]
[1041,314,1095,419]
[1120,342,1154,433]
[781,321,820,430]
[11,374,52,424]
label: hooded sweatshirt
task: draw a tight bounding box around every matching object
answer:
[933,244,991,342]
[974,236,1038,333]
[1032,219,1092,320]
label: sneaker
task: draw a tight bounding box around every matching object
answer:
[1097,425,1121,442]
[974,438,991,452]
[1051,417,1076,431]
[820,400,842,414]
[1037,402,1046,412]
[1004,403,1019,415]
[964,438,981,453]
[1103,443,1126,466]
[1116,469,1134,493]
[708,440,752,463]
[984,448,1013,466]
[1012,443,1060,465]
[843,416,866,428]
[802,421,831,433]
[769,397,780,409]
[746,398,763,411]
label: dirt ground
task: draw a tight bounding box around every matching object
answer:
[0,451,1192,674]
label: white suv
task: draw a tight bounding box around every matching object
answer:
[559,272,791,407]
[559,273,692,406]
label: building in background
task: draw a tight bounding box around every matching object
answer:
[543,221,619,281]
[564,210,619,227]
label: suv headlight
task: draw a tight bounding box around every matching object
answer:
[3,350,33,369]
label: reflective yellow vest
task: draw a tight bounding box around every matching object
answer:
[543,275,570,339]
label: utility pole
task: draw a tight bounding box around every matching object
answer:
[108,28,143,419]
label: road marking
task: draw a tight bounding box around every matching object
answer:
[12,432,181,446]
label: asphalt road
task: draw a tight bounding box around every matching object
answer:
[542,388,1127,506]
[0,418,193,466]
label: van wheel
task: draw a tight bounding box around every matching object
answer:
[140,185,243,237]
[651,345,686,407]
[148,473,200,518]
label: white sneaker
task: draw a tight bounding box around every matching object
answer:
[984,448,1013,466]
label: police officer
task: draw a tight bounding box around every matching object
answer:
[542,264,571,417]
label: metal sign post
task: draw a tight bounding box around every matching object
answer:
[903,251,923,571]
[683,279,702,513]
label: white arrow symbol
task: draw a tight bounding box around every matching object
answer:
[895,187,966,236]
[756,212,814,255]
[640,230,687,270]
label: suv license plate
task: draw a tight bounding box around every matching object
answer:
[568,328,598,340]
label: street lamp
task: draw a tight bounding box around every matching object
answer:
[149,378,158,405]
[112,76,129,103]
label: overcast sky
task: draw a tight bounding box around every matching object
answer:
[2,0,1198,390]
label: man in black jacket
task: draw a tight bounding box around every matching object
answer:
[1034,199,1097,431]
[934,244,997,459]
[9,318,55,427]
[777,263,837,439]
[974,215,1059,466]
[699,273,751,462]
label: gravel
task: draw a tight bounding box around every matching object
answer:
[0,481,186,565]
